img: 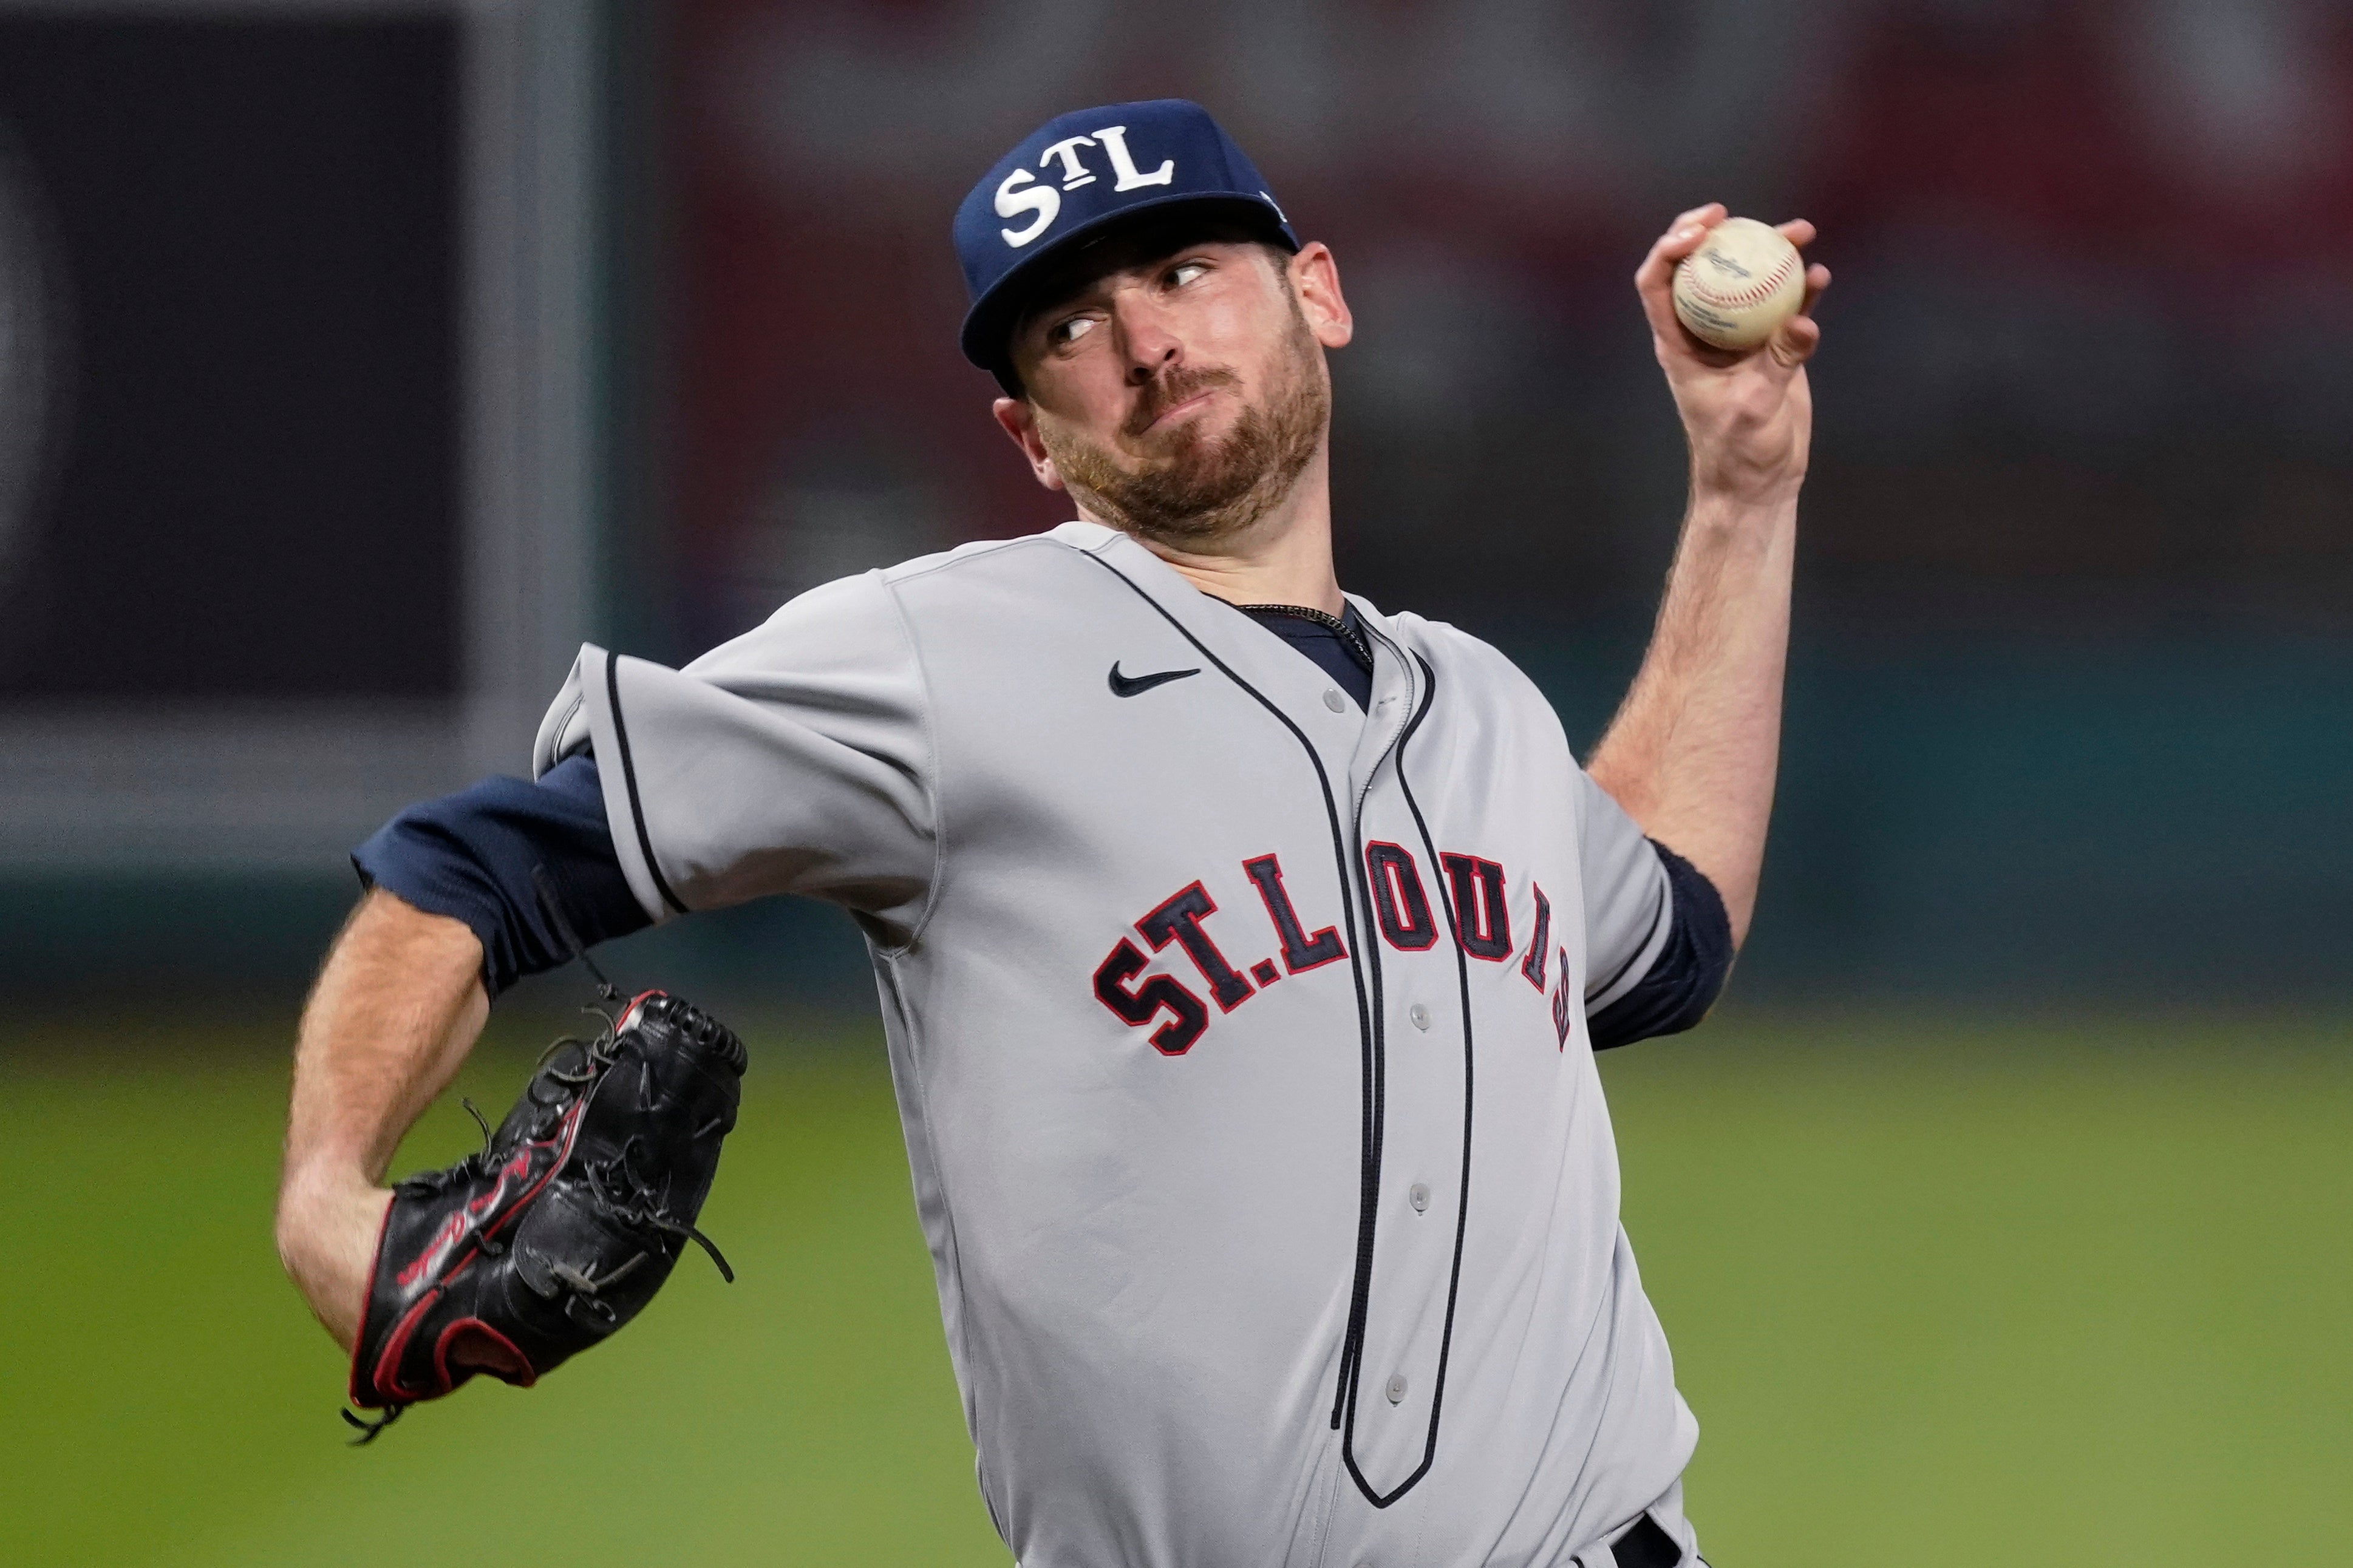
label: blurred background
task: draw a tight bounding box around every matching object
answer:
[2,2,2346,1565]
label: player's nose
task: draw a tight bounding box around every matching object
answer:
[1123,345,1181,388]
[1109,294,1185,386]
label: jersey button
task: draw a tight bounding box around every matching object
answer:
[1386,1373,1408,1403]
[1323,688,1346,713]
[1408,1002,1431,1031]
[1409,1182,1430,1212]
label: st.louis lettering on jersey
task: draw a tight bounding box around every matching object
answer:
[1094,844,1584,1056]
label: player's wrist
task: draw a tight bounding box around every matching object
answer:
[1683,469,1803,534]
[276,1149,379,1219]
[1678,419,1807,501]
[274,1167,390,1351]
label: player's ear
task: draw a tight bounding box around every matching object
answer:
[992,395,1067,492]
[1289,242,1352,350]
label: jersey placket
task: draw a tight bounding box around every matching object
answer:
[1330,620,1476,1508]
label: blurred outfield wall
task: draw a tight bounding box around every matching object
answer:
[2,0,2346,1010]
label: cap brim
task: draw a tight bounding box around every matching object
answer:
[959,192,1299,395]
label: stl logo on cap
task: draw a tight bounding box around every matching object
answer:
[954,99,1300,393]
[996,125,1176,248]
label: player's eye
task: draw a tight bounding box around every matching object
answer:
[1167,261,1210,288]
[1049,314,1098,347]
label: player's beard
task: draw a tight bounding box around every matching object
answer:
[1038,303,1329,551]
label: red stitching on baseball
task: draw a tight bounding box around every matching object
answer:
[1686,251,1798,311]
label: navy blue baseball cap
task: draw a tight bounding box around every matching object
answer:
[955,99,1299,395]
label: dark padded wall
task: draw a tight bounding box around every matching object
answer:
[0,16,460,700]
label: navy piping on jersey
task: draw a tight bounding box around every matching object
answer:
[1328,640,1412,1475]
[1587,858,1670,1005]
[1328,642,1476,1509]
[1394,651,1476,1510]
[608,651,689,915]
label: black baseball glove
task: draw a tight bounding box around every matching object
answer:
[344,989,746,1441]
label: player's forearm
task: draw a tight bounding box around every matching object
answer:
[284,889,489,1182]
[276,888,488,1345]
[1585,484,1796,948]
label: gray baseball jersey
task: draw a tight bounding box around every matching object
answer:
[534,521,1698,1567]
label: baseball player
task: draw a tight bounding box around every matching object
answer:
[277,100,1826,1566]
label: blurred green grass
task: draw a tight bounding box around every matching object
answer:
[2,1011,2347,1567]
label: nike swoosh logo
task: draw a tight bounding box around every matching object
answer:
[1108,662,1201,697]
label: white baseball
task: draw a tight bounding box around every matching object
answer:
[1671,217,1806,351]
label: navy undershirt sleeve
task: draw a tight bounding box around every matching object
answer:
[352,753,648,997]
[1587,840,1734,1050]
